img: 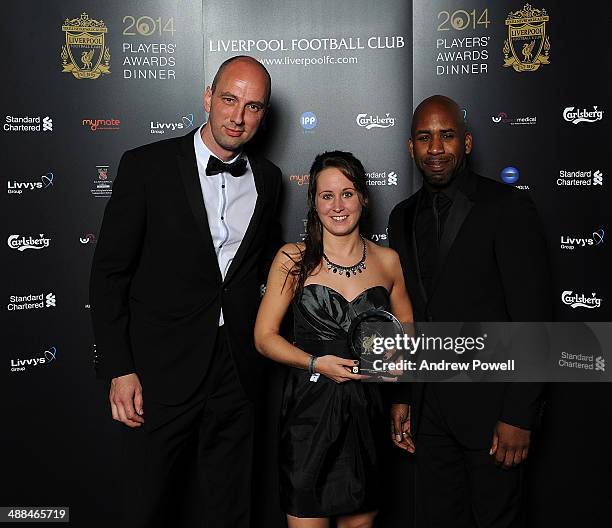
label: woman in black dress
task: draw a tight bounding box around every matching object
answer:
[255,151,414,528]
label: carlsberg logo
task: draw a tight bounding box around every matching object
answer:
[561,291,602,309]
[7,234,51,251]
[563,106,604,124]
[356,113,396,130]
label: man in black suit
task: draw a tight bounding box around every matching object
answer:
[90,55,282,527]
[388,95,552,527]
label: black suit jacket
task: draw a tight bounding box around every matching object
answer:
[90,130,283,404]
[388,170,552,446]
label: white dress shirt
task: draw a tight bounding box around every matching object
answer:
[193,125,258,325]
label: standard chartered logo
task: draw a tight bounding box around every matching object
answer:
[595,356,606,372]
[366,170,398,186]
[45,293,56,307]
[594,170,603,185]
[42,116,53,131]
[7,292,56,311]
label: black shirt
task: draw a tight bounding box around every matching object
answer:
[414,170,465,297]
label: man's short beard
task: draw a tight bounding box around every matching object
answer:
[421,158,466,189]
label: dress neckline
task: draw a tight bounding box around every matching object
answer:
[302,283,389,303]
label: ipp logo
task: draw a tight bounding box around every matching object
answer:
[501,166,520,184]
[300,112,318,130]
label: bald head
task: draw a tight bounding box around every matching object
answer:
[211,55,271,104]
[411,95,465,138]
[408,94,472,188]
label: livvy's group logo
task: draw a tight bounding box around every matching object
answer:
[7,172,54,194]
[61,13,110,79]
[560,228,604,250]
[503,4,550,73]
[7,234,51,251]
[561,291,602,309]
[563,106,604,124]
[150,113,194,135]
[356,113,396,130]
[10,346,58,373]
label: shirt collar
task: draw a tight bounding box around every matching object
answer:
[422,165,468,202]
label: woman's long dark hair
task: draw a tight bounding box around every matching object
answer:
[285,150,369,297]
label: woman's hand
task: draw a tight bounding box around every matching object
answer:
[314,355,369,384]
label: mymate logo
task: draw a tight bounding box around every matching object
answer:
[9,346,58,373]
[7,172,54,194]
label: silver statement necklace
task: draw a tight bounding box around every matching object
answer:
[323,237,367,278]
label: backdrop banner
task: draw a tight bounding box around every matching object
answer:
[1,1,609,526]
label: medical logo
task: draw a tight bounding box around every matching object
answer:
[561,291,602,309]
[563,106,604,124]
[503,4,550,72]
[61,13,111,79]
[300,112,318,130]
[500,166,520,184]
[80,233,97,244]
[491,111,536,126]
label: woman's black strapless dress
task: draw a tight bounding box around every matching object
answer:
[279,284,389,518]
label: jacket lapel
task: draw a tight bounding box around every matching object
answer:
[223,152,266,285]
[429,171,476,296]
[395,193,428,307]
[177,131,222,283]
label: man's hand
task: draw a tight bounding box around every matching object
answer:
[490,420,530,469]
[390,403,415,453]
[110,373,144,427]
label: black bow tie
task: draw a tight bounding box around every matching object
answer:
[205,156,248,177]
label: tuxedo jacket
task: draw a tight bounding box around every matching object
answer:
[388,170,552,446]
[90,130,283,404]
